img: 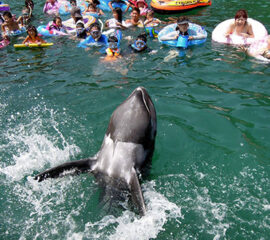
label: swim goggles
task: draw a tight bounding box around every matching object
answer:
[131,39,146,51]
[91,30,101,39]
[76,27,85,34]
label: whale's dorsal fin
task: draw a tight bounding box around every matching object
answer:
[129,168,146,216]
[34,158,97,182]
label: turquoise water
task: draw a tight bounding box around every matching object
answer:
[1,0,270,239]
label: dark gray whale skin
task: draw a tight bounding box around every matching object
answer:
[34,87,157,216]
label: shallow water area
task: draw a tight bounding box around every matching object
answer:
[1,0,270,239]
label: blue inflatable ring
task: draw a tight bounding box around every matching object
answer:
[158,23,207,47]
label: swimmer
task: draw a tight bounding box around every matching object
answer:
[106,36,120,57]
[70,7,83,24]
[144,10,161,27]
[1,11,20,34]
[22,25,46,45]
[25,0,34,17]
[47,16,67,33]
[130,33,148,52]
[225,9,254,39]
[17,7,32,27]
[76,22,88,39]
[247,35,270,59]
[108,0,130,13]
[160,16,206,41]
[135,0,148,16]
[78,22,108,48]
[84,3,104,16]
[124,8,143,28]
[43,0,60,15]
[105,8,126,29]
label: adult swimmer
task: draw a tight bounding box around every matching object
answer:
[225,9,254,39]
[78,22,108,48]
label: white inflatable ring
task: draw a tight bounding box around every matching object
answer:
[212,18,268,45]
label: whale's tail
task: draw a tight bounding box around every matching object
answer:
[34,158,97,182]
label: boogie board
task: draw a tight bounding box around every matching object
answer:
[14,43,54,48]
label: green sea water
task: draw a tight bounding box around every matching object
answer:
[1,0,270,239]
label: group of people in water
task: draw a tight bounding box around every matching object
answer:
[0,0,270,60]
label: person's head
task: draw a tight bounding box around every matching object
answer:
[71,7,83,22]
[87,3,96,11]
[92,0,100,6]
[108,36,118,50]
[176,16,189,33]
[112,7,123,23]
[234,9,248,26]
[146,9,154,19]
[49,0,56,4]
[136,0,147,8]
[22,7,30,18]
[27,25,38,37]
[53,16,62,26]
[131,8,140,20]
[70,0,77,6]
[76,22,87,38]
[3,11,13,23]
[131,33,147,52]
[89,22,101,39]
[25,0,34,7]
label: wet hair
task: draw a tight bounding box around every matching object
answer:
[176,16,189,31]
[132,7,140,14]
[146,9,154,17]
[112,7,123,23]
[76,22,84,28]
[27,25,38,36]
[136,33,147,43]
[108,36,118,43]
[3,11,13,19]
[88,3,96,9]
[53,16,62,24]
[70,0,77,5]
[92,0,100,5]
[89,22,101,31]
[235,9,248,20]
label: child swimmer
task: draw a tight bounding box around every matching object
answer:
[22,25,46,45]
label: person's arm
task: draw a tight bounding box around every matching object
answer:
[108,1,114,11]
[43,2,49,13]
[17,16,23,26]
[98,8,104,15]
[225,23,234,37]
[22,36,30,44]
[189,30,207,40]
[246,23,254,38]
[124,2,131,13]
[1,23,6,32]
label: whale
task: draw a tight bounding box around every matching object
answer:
[34,87,157,216]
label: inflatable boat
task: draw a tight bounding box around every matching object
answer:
[150,0,211,13]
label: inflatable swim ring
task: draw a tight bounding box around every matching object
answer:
[150,0,211,13]
[14,43,54,49]
[98,0,131,12]
[0,38,10,49]
[63,15,96,34]
[0,2,10,12]
[212,18,268,45]
[37,25,68,37]
[6,27,26,36]
[158,23,207,47]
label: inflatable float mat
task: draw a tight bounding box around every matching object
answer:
[14,43,54,48]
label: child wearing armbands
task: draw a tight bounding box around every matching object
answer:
[22,25,46,45]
